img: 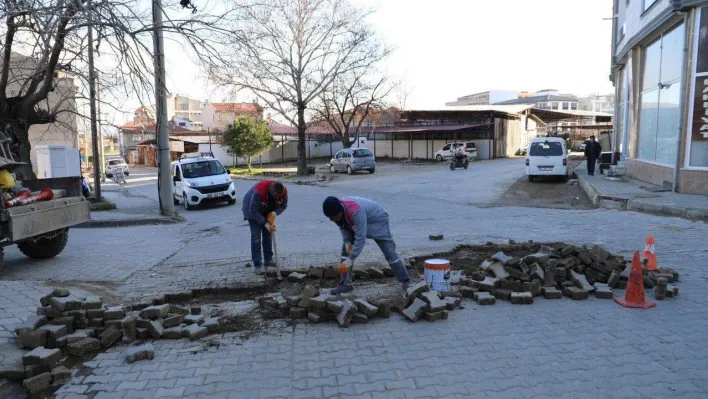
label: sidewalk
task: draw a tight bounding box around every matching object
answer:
[575,162,708,221]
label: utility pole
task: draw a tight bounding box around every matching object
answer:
[208,127,211,152]
[87,0,101,201]
[152,0,174,216]
[96,70,105,182]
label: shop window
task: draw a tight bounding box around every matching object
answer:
[689,7,708,167]
[638,23,685,164]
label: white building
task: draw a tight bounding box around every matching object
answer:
[445,90,518,106]
[579,94,615,114]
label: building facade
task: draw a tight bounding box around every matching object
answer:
[611,0,708,194]
[445,90,518,106]
[579,94,616,114]
[201,102,263,131]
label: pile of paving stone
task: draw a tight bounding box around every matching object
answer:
[285,264,394,282]
[261,282,462,327]
[455,244,680,304]
[7,289,221,394]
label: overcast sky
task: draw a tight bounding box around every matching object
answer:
[120,0,615,125]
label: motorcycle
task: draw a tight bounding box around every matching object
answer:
[450,152,469,170]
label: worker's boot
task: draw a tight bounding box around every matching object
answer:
[331,269,353,295]
[254,265,265,275]
[402,280,411,293]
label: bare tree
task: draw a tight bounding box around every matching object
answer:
[394,77,413,111]
[315,67,392,148]
[0,0,234,179]
[214,0,383,176]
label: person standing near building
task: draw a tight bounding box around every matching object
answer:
[242,180,288,275]
[584,135,602,176]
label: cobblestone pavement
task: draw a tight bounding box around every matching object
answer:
[2,160,708,398]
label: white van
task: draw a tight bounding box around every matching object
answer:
[525,137,568,182]
[171,155,237,210]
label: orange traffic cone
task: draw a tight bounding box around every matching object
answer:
[643,234,658,271]
[615,251,656,309]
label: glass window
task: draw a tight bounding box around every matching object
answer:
[529,141,563,156]
[181,160,226,178]
[562,102,569,110]
[638,90,659,161]
[352,149,373,157]
[660,24,686,84]
[571,103,578,110]
[551,102,559,110]
[643,38,661,90]
[655,83,681,164]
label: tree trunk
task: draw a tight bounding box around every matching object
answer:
[341,130,350,149]
[2,121,35,180]
[296,104,308,176]
[247,155,252,173]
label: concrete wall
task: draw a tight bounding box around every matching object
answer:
[617,0,672,54]
[627,159,675,187]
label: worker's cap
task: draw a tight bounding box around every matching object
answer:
[322,196,343,217]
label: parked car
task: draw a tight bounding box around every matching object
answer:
[434,142,477,161]
[104,158,129,178]
[171,155,236,210]
[329,148,375,175]
[525,137,568,182]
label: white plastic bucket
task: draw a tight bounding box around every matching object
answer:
[424,259,451,292]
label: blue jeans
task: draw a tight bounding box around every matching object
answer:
[339,238,410,285]
[249,221,273,267]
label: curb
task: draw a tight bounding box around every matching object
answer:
[574,165,707,222]
[75,218,180,228]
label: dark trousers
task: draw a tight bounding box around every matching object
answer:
[587,157,597,176]
[248,221,273,267]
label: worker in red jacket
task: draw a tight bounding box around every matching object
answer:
[242,180,288,274]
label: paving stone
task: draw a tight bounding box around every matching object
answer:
[367,267,386,279]
[18,329,47,349]
[353,268,370,279]
[655,278,668,300]
[67,337,101,356]
[607,270,621,288]
[459,286,479,298]
[126,343,155,363]
[444,296,461,310]
[491,251,511,264]
[418,291,446,312]
[351,312,369,324]
[22,371,52,393]
[353,299,379,317]
[423,310,449,322]
[46,335,67,349]
[288,272,308,282]
[184,314,205,325]
[162,314,183,328]
[119,314,137,344]
[402,298,429,322]
[307,266,325,279]
[165,290,193,302]
[479,259,494,271]
[36,306,57,318]
[337,300,357,327]
[289,307,308,319]
[326,300,344,313]
[309,294,331,309]
[85,308,104,319]
[74,318,88,329]
[23,347,60,367]
[643,276,656,288]
[474,291,496,305]
[87,318,103,329]
[563,286,590,300]
[561,245,576,257]
[0,343,26,381]
[489,262,510,279]
[510,292,534,304]
[65,330,92,344]
[429,234,444,240]
[542,287,562,299]
[492,289,512,301]
[478,277,499,292]
[405,281,430,302]
[570,270,595,292]
[594,287,614,299]
[49,296,82,312]
[37,324,67,340]
[99,326,122,348]
[51,365,72,385]
[368,299,391,318]
[323,266,339,279]
[202,317,221,333]
[136,328,149,339]
[577,252,592,266]
[147,320,164,338]
[182,324,208,341]
[190,306,201,315]
[14,315,48,336]
[168,305,190,316]
[307,312,321,323]
[298,285,319,308]
[163,326,184,339]
[104,319,122,331]
[285,295,302,307]
[667,284,679,297]
[140,304,170,320]
[63,309,87,321]
[103,306,125,320]
[80,296,103,310]
[24,364,49,379]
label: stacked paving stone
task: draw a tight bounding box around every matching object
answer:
[397,282,462,322]
[262,284,403,327]
[8,289,223,394]
[456,244,680,304]
[285,264,394,282]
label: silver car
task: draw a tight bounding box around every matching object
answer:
[329,148,375,175]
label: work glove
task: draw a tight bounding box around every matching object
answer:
[267,223,276,233]
[267,212,276,224]
[338,258,353,275]
[345,242,352,256]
